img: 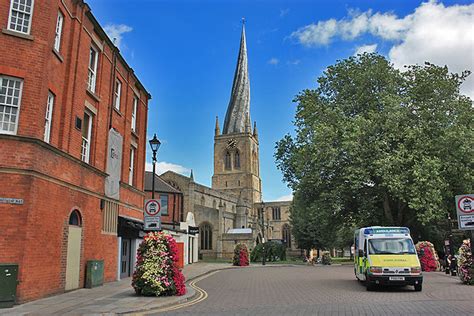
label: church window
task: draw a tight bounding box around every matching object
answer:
[257,208,264,222]
[224,151,231,170]
[282,224,291,248]
[272,207,281,220]
[213,200,216,209]
[200,223,212,250]
[234,150,240,169]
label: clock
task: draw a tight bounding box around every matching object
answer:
[227,138,237,149]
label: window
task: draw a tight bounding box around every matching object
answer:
[0,76,23,135]
[87,47,98,92]
[282,224,291,248]
[128,146,135,185]
[272,207,281,220]
[114,79,121,111]
[102,201,118,234]
[43,92,54,143]
[160,195,168,216]
[224,151,231,170]
[200,223,212,250]
[69,210,82,226]
[131,96,138,132]
[257,208,264,223]
[81,111,92,163]
[8,0,34,34]
[53,11,63,51]
[234,150,240,169]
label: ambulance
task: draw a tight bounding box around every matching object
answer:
[354,226,423,291]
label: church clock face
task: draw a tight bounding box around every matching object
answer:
[227,138,237,149]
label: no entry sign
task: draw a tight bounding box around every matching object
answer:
[455,195,474,230]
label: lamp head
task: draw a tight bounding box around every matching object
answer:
[149,134,161,153]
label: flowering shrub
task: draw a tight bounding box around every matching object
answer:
[415,241,440,272]
[458,239,472,285]
[233,243,250,266]
[132,232,186,296]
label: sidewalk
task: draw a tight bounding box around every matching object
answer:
[0,262,235,316]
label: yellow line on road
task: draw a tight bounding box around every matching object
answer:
[138,270,219,315]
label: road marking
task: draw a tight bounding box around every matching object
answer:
[137,270,219,315]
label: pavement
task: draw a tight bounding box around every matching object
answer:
[0,262,238,316]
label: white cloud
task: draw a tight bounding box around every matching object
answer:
[145,161,191,176]
[268,58,280,65]
[287,59,301,66]
[275,194,293,201]
[291,1,474,97]
[354,43,377,55]
[103,24,133,49]
[280,8,290,17]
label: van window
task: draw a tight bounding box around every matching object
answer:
[368,238,415,255]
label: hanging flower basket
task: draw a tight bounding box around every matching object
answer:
[132,232,186,296]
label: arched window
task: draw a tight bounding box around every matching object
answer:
[224,151,231,170]
[282,224,291,248]
[234,150,240,169]
[199,223,213,250]
[69,210,82,226]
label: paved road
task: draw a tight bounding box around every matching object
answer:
[161,265,474,316]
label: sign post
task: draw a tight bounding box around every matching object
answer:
[455,194,474,260]
[144,199,161,231]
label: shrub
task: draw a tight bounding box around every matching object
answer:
[250,241,286,262]
[132,232,186,296]
[233,243,250,266]
[458,239,473,285]
[416,241,440,272]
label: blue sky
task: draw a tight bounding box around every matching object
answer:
[88,0,473,201]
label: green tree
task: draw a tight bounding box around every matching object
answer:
[276,54,473,247]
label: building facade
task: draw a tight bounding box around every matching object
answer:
[0,0,150,302]
[161,24,297,259]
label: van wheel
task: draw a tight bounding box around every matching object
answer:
[414,284,422,292]
[366,282,374,291]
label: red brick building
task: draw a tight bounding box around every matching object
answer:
[0,0,150,302]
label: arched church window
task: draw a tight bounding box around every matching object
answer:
[234,150,240,169]
[282,224,291,248]
[199,222,213,250]
[69,210,82,226]
[224,151,231,170]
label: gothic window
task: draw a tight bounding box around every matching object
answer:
[257,208,264,223]
[200,222,213,250]
[272,207,281,220]
[282,224,291,248]
[234,150,240,169]
[69,210,82,226]
[224,151,231,170]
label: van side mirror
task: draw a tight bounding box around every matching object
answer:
[358,249,364,257]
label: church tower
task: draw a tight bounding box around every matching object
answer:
[212,23,262,206]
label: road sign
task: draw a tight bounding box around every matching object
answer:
[144,199,161,231]
[455,194,474,231]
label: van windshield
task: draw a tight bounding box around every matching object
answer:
[368,238,416,255]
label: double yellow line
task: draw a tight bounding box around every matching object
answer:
[138,270,219,315]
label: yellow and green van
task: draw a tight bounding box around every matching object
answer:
[354,226,423,291]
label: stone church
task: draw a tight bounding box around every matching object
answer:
[161,24,296,258]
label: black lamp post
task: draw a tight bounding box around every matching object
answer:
[149,134,161,200]
[260,201,266,266]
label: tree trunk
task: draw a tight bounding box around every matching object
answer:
[383,191,394,224]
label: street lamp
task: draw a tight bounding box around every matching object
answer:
[260,201,266,266]
[149,134,161,199]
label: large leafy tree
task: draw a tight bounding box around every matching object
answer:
[276,54,473,249]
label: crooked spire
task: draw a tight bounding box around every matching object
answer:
[222,21,250,134]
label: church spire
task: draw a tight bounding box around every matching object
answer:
[215,116,220,136]
[222,20,250,134]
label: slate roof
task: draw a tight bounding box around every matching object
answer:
[144,171,182,194]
